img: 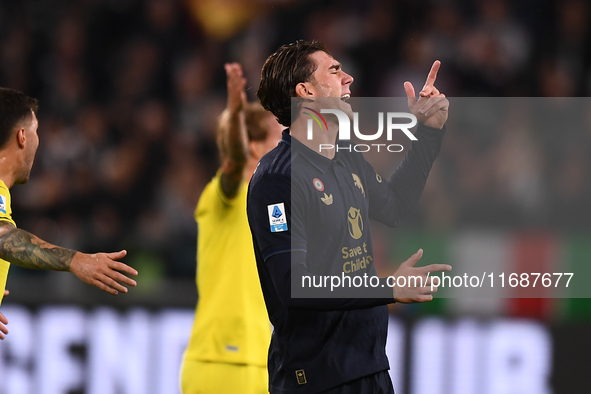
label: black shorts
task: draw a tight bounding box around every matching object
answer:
[320,371,394,394]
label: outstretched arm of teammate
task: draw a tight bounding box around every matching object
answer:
[218,62,250,198]
[0,222,137,295]
[0,290,8,340]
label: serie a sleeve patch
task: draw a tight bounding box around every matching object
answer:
[267,203,288,232]
[0,194,7,214]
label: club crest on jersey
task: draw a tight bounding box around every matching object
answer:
[268,203,288,232]
[352,173,365,196]
[0,195,6,214]
[313,178,324,191]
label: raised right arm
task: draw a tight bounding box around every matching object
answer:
[218,63,250,198]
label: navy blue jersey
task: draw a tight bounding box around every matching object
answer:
[247,124,445,393]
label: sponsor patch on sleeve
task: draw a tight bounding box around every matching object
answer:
[0,195,6,214]
[267,203,288,232]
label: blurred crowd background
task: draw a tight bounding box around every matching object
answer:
[1,0,590,284]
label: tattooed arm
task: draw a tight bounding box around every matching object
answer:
[0,223,76,270]
[0,222,138,295]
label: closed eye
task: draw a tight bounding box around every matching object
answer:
[328,63,342,73]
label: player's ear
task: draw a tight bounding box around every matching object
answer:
[295,82,313,98]
[16,127,26,149]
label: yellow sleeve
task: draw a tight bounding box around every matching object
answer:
[0,183,16,228]
[195,172,247,221]
[214,171,246,207]
[0,182,16,306]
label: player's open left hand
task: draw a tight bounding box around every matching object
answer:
[392,249,452,303]
[0,310,7,340]
[404,60,449,129]
[0,290,8,340]
[69,250,138,295]
[225,62,247,114]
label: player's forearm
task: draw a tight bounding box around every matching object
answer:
[267,252,394,311]
[220,109,249,197]
[224,110,249,171]
[0,228,76,271]
[221,62,249,171]
[385,124,446,220]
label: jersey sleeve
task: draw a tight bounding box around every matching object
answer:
[215,173,248,207]
[365,123,445,227]
[0,183,14,307]
[247,173,296,261]
[0,184,16,228]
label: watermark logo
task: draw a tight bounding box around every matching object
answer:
[303,107,328,138]
[305,108,418,153]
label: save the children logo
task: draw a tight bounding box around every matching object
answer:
[347,207,363,240]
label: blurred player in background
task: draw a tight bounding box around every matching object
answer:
[248,40,450,393]
[0,87,138,339]
[180,63,283,394]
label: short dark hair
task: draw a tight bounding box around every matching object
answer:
[0,87,39,148]
[257,40,331,127]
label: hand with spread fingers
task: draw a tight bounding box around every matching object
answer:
[0,290,9,340]
[404,60,449,129]
[392,249,452,303]
[69,250,138,295]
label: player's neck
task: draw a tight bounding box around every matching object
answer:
[0,153,18,188]
[289,117,337,160]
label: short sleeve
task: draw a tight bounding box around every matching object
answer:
[0,184,16,228]
[247,173,301,261]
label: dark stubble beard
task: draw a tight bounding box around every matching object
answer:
[14,153,35,185]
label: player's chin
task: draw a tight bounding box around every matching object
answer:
[13,173,31,185]
[339,100,353,118]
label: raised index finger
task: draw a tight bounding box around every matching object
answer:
[424,60,441,88]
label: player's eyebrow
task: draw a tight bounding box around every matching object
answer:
[328,63,341,72]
